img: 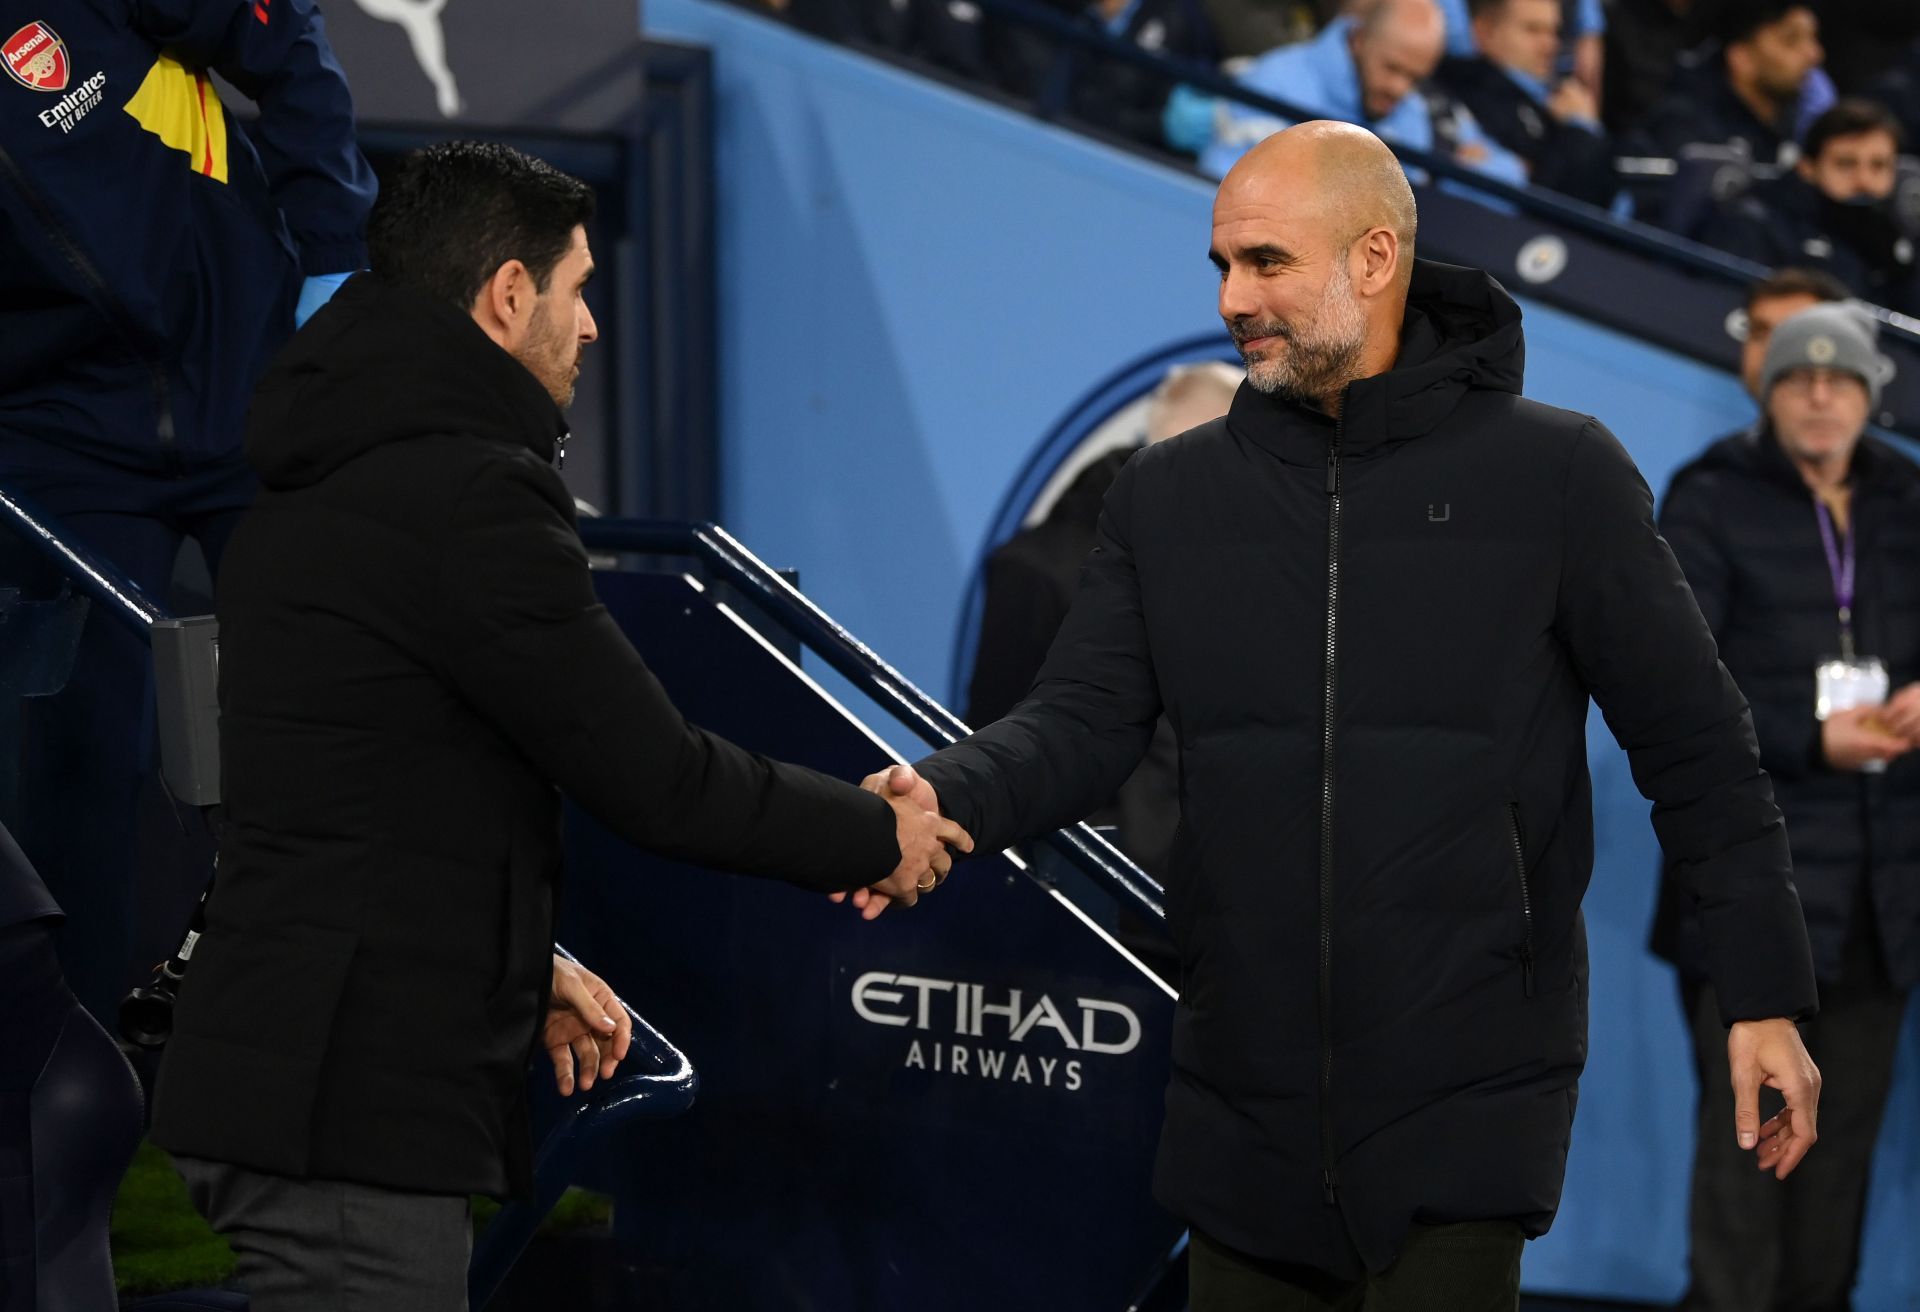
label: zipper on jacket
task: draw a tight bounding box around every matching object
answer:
[0,142,178,458]
[1507,802,1535,998]
[1318,425,1344,1207]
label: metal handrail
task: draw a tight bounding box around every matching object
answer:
[0,480,168,634]
[578,517,1169,924]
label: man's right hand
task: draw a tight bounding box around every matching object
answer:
[830,766,969,920]
[882,789,972,901]
[1821,706,1911,771]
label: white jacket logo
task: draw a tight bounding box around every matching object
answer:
[851,971,1142,1092]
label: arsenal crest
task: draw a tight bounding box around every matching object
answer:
[3,22,70,93]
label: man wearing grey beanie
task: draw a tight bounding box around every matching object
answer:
[1654,299,1920,1310]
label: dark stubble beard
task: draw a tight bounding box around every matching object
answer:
[518,299,580,410]
[1234,258,1368,411]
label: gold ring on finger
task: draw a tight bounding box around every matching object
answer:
[917,873,937,893]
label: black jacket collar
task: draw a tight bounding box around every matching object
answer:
[247,273,569,491]
[1225,259,1525,467]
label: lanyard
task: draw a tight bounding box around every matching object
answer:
[1813,498,1857,661]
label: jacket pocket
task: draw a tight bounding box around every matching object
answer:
[1508,802,1535,999]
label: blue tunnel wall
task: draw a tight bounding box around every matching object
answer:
[642,0,1920,1300]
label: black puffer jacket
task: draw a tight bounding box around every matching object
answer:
[915,261,1817,1278]
[1654,425,1920,987]
[150,273,904,1197]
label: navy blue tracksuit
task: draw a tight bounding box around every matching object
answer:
[0,0,375,1019]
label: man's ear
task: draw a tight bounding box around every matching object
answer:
[475,260,533,337]
[1357,226,1398,297]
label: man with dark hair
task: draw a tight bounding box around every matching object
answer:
[1436,0,1616,205]
[1704,99,1920,316]
[1738,267,1851,397]
[1630,2,1823,169]
[1656,301,1920,1312]
[855,120,1822,1309]
[148,141,971,1312]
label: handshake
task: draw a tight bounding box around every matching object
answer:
[830,765,973,921]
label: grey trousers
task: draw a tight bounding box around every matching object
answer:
[173,1156,471,1312]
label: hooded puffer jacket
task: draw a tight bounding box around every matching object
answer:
[151,273,904,1196]
[916,260,1818,1277]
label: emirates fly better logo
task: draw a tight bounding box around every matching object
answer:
[3,22,69,92]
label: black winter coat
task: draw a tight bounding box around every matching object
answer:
[1654,426,1920,988]
[149,274,904,1197]
[915,261,1817,1278]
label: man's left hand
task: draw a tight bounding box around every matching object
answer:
[1728,1017,1821,1180]
[545,954,633,1096]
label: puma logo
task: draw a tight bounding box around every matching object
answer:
[352,0,462,118]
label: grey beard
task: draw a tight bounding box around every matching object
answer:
[1234,264,1368,409]
[1242,333,1365,408]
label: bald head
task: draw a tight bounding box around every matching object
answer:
[1347,0,1446,118]
[1210,122,1419,413]
[1225,121,1417,287]
[1354,0,1444,37]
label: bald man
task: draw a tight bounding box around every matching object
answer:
[854,123,1822,1308]
[1200,0,1528,186]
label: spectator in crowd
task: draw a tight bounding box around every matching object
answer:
[1436,0,1615,205]
[1736,267,1850,397]
[997,0,1221,150]
[1199,0,1528,182]
[1439,0,1603,98]
[1629,2,1823,169]
[0,0,376,1024]
[1703,100,1920,317]
[1654,301,1920,1312]
[966,361,1242,882]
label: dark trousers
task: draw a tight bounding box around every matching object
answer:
[1189,1221,1524,1311]
[1679,928,1909,1312]
[0,922,145,1312]
[2,451,253,1023]
[175,1157,472,1312]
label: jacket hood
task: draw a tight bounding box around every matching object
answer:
[246,273,569,490]
[1227,259,1525,462]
